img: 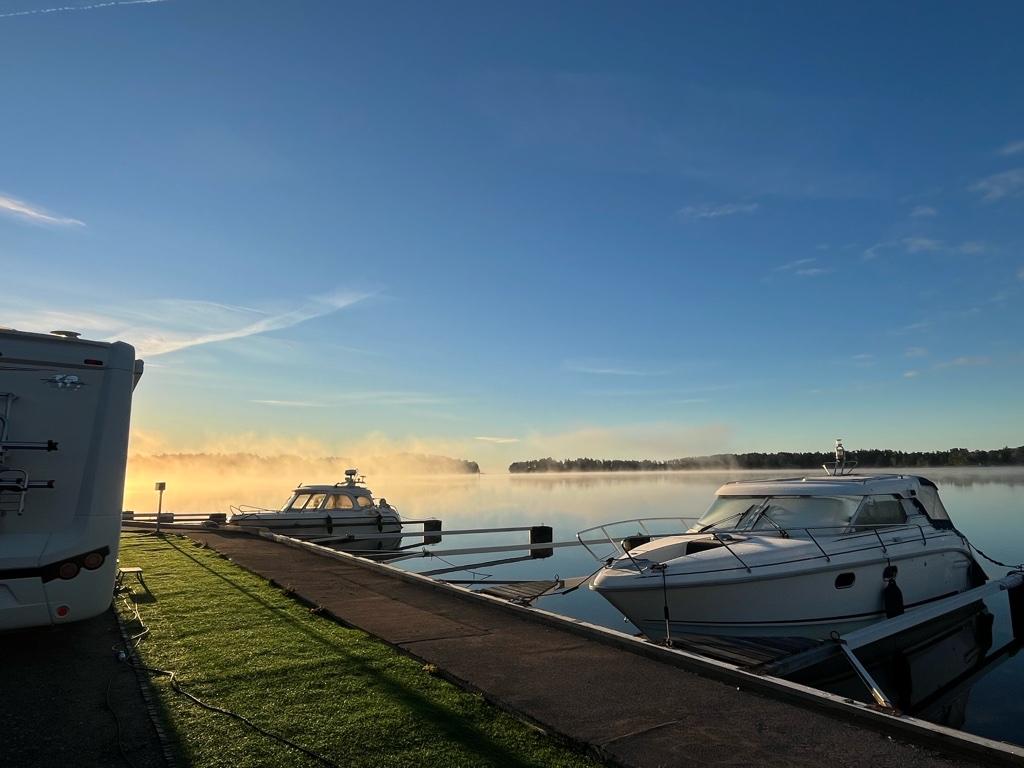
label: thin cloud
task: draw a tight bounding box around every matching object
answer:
[473,436,520,444]
[678,202,759,220]
[910,205,937,218]
[0,0,167,20]
[903,370,920,378]
[250,400,327,408]
[775,257,816,271]
[970,168,1024,201]
[935,356,991,369]
[867,238,983,259]
[890,320,931,335]
[862,241,895,260]
[0,193,84,226]
[958,241,986,255]
[904,346,928,358]
[998,140,1024,157]
[5,290,372,357]
[902,237,943,254]
[563,359,664,376]
[1018,266,1024,281]
[775,257,830,277]
[331,391,449,406]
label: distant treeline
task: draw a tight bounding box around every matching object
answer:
[508,446,1024,473]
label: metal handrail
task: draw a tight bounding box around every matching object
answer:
[576,516,700,563]
[579,519,935,574]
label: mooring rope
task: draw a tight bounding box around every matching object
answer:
[965,537,1024,571]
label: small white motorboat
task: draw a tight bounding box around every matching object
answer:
[229,469,402,544]
[581,442,985,642]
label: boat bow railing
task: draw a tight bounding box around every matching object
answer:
[578,519,940,574]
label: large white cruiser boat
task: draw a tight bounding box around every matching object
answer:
[228,469,401,544]
[582,446,984,642]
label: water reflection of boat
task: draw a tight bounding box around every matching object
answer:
[787,602,1012,728]
[228,469,402,544]
[583,443,984,641]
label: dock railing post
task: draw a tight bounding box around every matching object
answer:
[423,519,442,545]
[530,525,553,559]
[1010,575,1024,642]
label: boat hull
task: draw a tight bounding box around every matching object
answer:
[594,545,976,641]
[228,511,401,543]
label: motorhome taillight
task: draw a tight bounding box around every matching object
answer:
[57,562,80,580]
[82,551,104,570]
[56,605,69,617]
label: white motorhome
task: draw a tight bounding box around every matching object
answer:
[0,329,142,630]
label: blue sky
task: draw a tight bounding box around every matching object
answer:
[2,1,1022,469]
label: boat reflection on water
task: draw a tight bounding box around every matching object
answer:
[787,601,1018,729]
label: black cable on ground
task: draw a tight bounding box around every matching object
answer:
[132,663,340,768]
[105,667,140,768]
[115,582,340,768]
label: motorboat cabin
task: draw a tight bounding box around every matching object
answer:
[228,469,401,543]
[583,468,982,642]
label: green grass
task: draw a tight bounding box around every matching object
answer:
[116,533,600,768]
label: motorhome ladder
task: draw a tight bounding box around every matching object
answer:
[0,393,58,517]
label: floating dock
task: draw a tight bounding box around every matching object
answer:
[171,527,1023,767]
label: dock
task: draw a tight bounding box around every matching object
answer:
[173,527,1022,767]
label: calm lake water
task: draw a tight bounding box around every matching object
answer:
[131,468,1024,746]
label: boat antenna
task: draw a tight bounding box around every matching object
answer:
[823,438,857,476]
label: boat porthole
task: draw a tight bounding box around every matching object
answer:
[835,572,856,589]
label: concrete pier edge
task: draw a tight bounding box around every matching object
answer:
[157,526,1024,767]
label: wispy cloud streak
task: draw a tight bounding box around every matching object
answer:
[6,290,372,357]
[998,140,1024,157]
[970,168,1024,201]
[678,202,759,220]
[0,193,84,226]
[0,0,167,20]
[564,359,664,376]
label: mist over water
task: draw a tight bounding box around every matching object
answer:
[122,462,1024,745]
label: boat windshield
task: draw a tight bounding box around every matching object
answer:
[696,495,863,532]
[285,492,327,511]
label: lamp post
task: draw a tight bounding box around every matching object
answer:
[155,481,166,534]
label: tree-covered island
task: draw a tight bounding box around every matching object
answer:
[508,446,1024,473]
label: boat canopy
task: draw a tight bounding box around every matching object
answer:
[714,474,952,524]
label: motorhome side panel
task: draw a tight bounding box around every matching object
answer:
[0,332,139,630]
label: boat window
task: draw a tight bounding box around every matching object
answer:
[355,496,373,509]
[752,496,861,531]
[325,494,355,510]
[851,497,907,529]
[695,496,765,530]
[285,493,313,510]
[304,493,327,510]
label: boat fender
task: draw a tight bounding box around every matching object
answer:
[376,513,384,533]
[884,578,904,618]
[325,515,333,535]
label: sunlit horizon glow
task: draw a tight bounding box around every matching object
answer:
[4,3,1023,475]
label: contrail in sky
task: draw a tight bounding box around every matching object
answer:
[0,0,167,20]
